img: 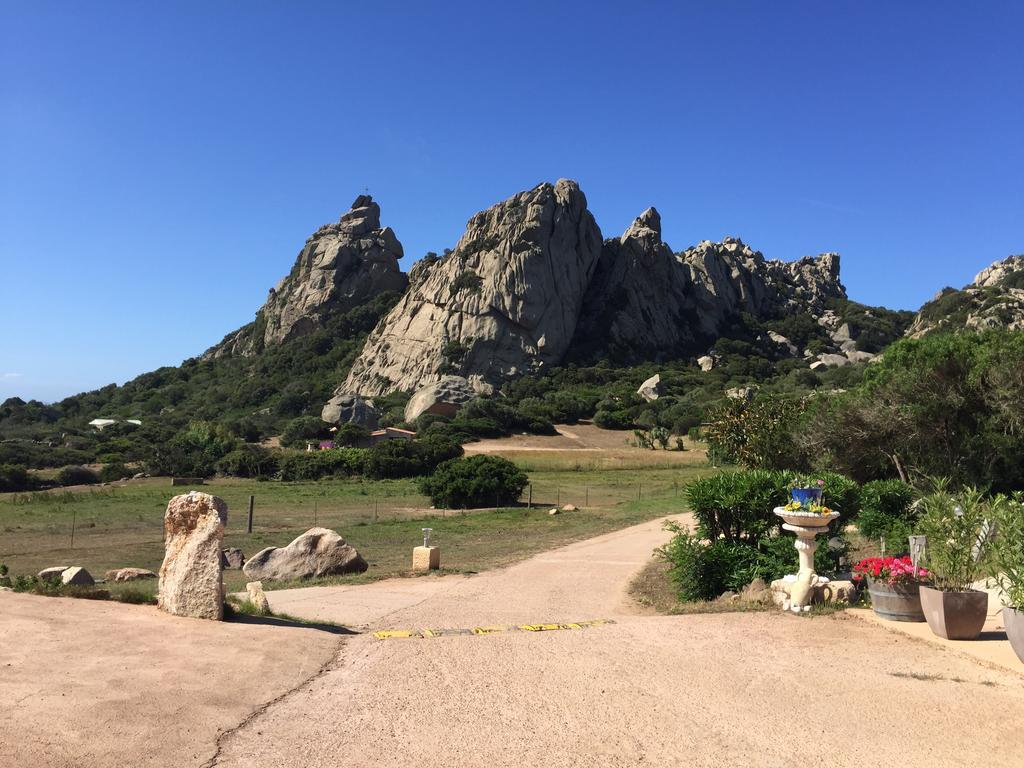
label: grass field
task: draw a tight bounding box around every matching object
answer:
[0,458,716,596]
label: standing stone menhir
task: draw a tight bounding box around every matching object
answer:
[158,491,228,620]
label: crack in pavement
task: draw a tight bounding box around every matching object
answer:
[201,636,350,767]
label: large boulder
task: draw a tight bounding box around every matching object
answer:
[636,373,664,402]
[158,492,228,620]
[339,179,604,396]
[204,195,408,358]
[320,393,380,428]
[242,527,367,582]
[404,376,479,422]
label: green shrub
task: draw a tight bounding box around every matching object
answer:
[57,465,100,486]
[856,479,917,552]
[684,470,790,542]
[277,449,366,481]
[147,421,239,478]
[363,440,426,479]
[217,445,279,478]
[418,455,528,509]
[0,463,36,492]
[659,525,761,601]
[333,423,371,447]
[97,462,132,483]
[705,395,807,471]
[280,416,332,448]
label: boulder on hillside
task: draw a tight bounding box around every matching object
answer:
[404,376,480,423]
[697,355,715,372]
[817,353,850,368]
[242,527,367,582]
[105,567,157,582]
[321,393,380,428]
[158,492,229,620]
[637,374,664,402]
[726,386,755,401]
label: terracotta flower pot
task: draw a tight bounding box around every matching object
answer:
[919,585,988,640]
[866,577,925,622]
[1004,607,1024,664]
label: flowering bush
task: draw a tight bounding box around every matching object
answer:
[852,555,929,586]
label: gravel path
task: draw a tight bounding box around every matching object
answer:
[211,515,1024,768]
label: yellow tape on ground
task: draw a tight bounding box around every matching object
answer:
[374,619,615,639]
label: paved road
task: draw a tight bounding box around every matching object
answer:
[211,515,1024,768]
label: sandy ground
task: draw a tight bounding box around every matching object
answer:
[211,515,1024,768]
[6,513,1024,768]
[0,594,342,768]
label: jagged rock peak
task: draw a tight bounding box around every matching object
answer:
[339,179,603,397]
[205,195,408,358]
[972,254,1024,288]
[623,207,662,240]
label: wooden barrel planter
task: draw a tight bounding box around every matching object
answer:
[867,577,926,622]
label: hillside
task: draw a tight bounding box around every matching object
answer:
[4,178,1016,473]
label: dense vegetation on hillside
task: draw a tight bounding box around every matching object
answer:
[707,329,1024,492]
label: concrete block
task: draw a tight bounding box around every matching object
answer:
[412,546,440,571]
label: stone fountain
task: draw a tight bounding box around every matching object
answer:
[773,506,840,612]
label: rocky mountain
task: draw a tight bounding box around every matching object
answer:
[206,195,407,358]
[571,207,845,363]
[333,180,850,404]
[908,255,1024,337]
[339,180,603,397]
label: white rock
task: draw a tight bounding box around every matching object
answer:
[158,492,228,620]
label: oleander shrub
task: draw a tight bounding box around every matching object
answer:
[684,470,790,542]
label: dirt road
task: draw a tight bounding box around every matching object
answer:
[6,514,1024,767]
[211,516,1024,768]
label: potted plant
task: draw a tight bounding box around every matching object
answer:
[852,555,929,622]
[991,494,1024,662]
[916,487,996,640]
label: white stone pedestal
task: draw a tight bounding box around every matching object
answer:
[412,545,440,571]
[773,507,840,613]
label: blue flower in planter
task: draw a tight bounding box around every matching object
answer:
[791,487,823,506]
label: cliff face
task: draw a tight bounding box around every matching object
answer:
[205,195,407,358]
[340,180,604,397]
[908,255,1024,337]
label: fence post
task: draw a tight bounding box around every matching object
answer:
[557,487,560,507]
[585,486,589,508]
[374,499,379,523]
[528,484,533,509]
[638,484,642,501]
[70,507,77,549]
[247,495,254,534]
[314,500,318,527]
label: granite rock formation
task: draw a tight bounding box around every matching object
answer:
[206,195,407,357]
[341,180,603,396]
[908,255,1024,337]
[158,492,228,620]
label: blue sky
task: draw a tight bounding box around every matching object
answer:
[2,1,1022,402]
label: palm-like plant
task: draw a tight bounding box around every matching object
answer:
[992,494,1024,608]
[917,487,997,592]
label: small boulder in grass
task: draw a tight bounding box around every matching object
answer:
[61,567,95,586]
[105,567,157,582]
[561,504,577,511]
[38,566,70,582]
[246,581,271,615]
[221,548,245,570]
[548,508,559,516]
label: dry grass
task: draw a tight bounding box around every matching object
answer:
[1,458,717,595]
